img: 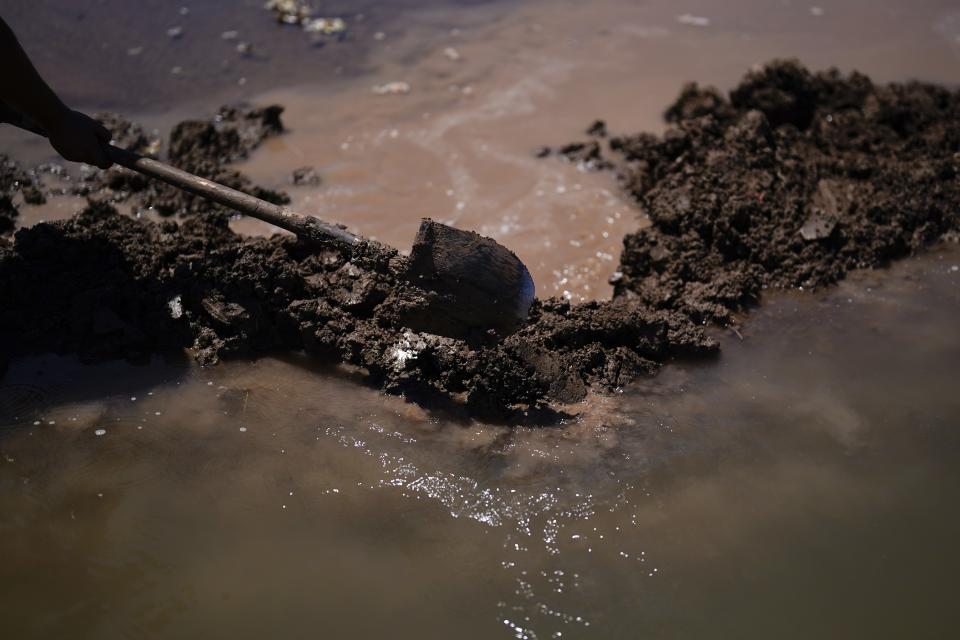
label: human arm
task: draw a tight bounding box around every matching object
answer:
[0,16,112,168]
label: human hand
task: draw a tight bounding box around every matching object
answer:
[46,108,112,169]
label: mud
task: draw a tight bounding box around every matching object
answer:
[64,105,290,217]
[3,60,957,417]
[559,60,960,324]
[0,154,33,236]
[0,202,714,419]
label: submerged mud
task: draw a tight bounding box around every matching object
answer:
[2,61,958,417]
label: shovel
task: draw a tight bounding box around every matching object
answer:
[1,105,536,340]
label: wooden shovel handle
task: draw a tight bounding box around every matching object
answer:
[0,101,359,247]
[106,146,359,246]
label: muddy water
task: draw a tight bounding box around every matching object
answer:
[235,0,960,300]
[4,0,960,637]
[9,0,960,299]
[2,245,959,639]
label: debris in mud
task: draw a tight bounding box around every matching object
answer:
[556,141,614,171]
[304,17,346,36]
[291,166,321,186]
[557,59,960,325]
[265,1,347,42]
[586,120,607,137]
[267,0,313,26]
[373,81,411,96]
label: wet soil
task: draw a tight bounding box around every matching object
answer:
[0,202,714,419]
[3,60,958,417]
[0,154,35,235]
[80,105,291,216]
[556,60,960,325]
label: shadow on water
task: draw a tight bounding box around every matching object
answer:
[0,346,579,436]
[0,354,192,430]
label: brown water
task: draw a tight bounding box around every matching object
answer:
[2,244,959,639]
[3,0,960,637]
[8,0,960,299]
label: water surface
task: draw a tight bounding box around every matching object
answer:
[2,243,959,639]
[2,1,960,638]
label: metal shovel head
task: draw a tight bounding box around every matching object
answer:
[407,219,535,340]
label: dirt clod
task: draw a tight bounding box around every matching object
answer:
[571,60,960,325]
[75,105,289,217]
[291,166,322,186]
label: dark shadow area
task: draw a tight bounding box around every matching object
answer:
[0,351,191,430]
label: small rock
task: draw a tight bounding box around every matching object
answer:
[267,0,312,25]
[167,26,184,39]
[388,331,428,372]
[442,47,461,61]
[236,42,253,57]
[799,215,836,241]
[304,17,346,35]
[221,30,240,40]
[168,295,184,319]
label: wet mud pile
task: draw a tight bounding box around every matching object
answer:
[83,105,291,216]
[559,60,960,324]
[0,204,714,417]
[3,60,957,417]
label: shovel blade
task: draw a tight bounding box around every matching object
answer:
[406,219,535,340]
